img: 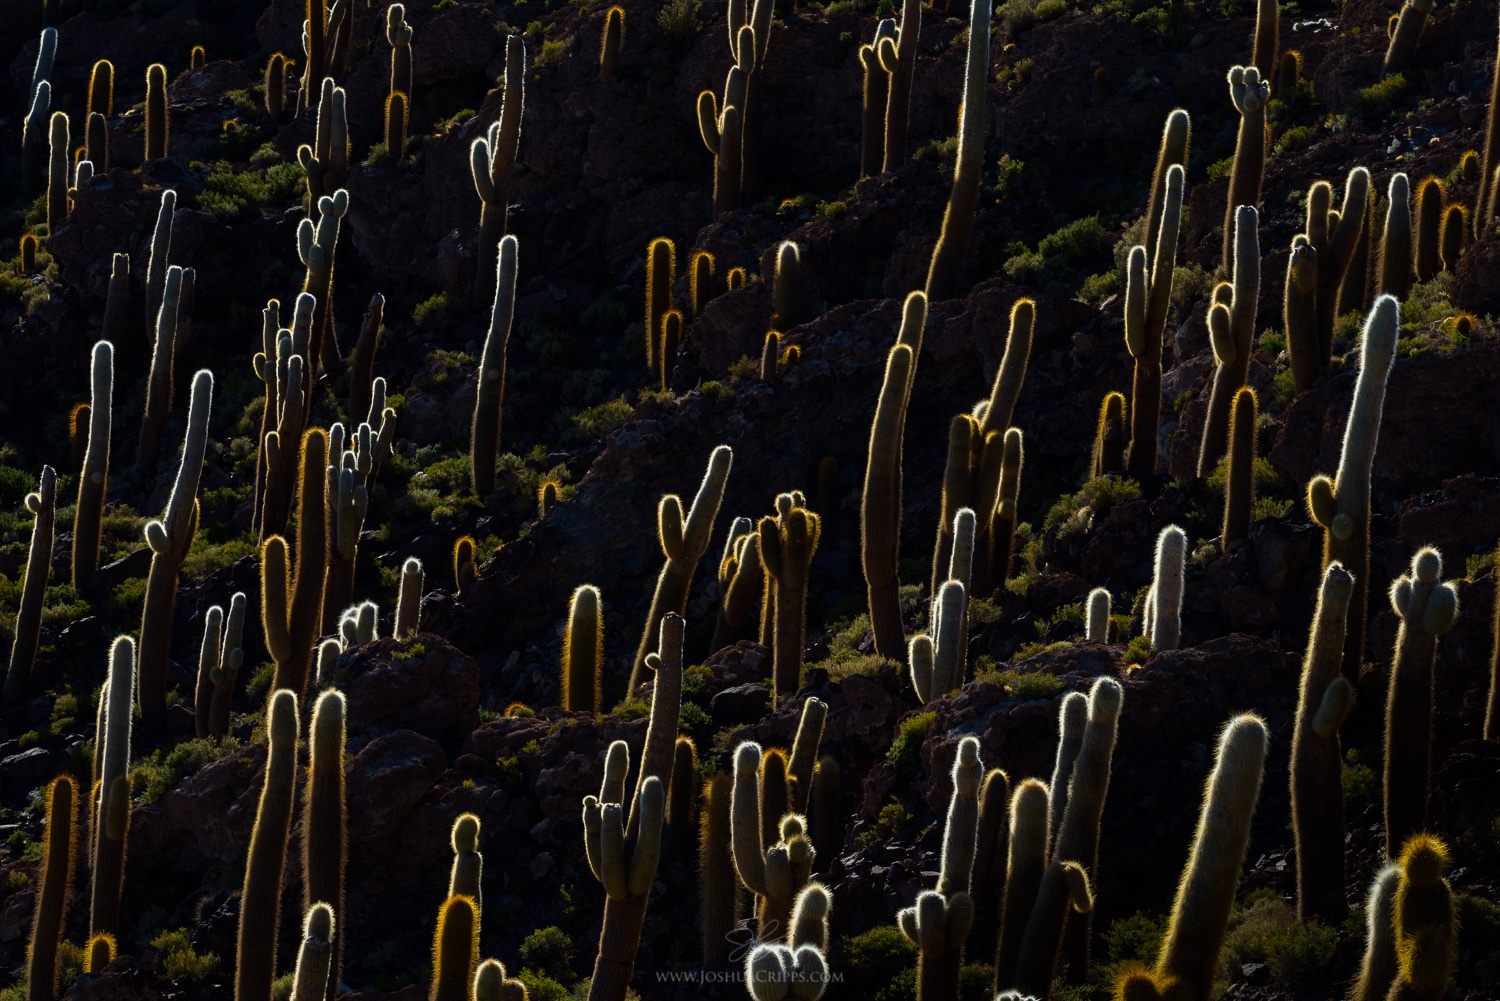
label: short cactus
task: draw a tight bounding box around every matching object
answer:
[472,36,525,303]
[1278,49,1300,91]
[453,536,477,594]
[1222,68,1268,266]
[1383,0,1434,78]
[773,241,800,327]
[1146,525,1187,652]
[290,904,334,1001]
[1439,203,1467,272]
[265,53,289,121]
[471,234,518,495]
[235,690,300,1001]
[1125,163,1184,476]
[1306,294,1399,683]
[563,584,603,714]
[924,0,992,301]
[388,5,413,121]
[1221,387,1258,548]
[1383,547,1459,860]
[880,0,922,172]
[85,934,115,974]
[385,92,408,160]
[3,466,55,702]
[262,428,329,699]
[472,960,528,1001]
[744,943,829,1001]
[90,637,134,936]
[25,775,76,1001]
[207,593,247,739]
[144,63,167,160]
[396,557,424,639]
[191,606,224,738]
[1284,234,1319,394]
[760,501,822,699]
[689,250,716,316]
[449,814,483,908]
[1378,173,1414,301]
[303,691,346,1001]
[600,6,625,82]
[1085,588,1110,642]
[1350,864,1400,1001]
[909,579,966,702]
[659,309,683,389]
[644,237,676,378]
[1197,205,1260,478]
[431,895,478,1001]
[1090,392,1126,477]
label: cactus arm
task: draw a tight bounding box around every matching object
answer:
[882,0,922,172]
[1143,110,1190,267]
[980,299,1035,435]
[1198,206,1261,478]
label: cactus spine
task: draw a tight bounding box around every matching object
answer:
[144,63,168,160]
[207,593,247,739]
[396,557,424,638]
[700,773,739,969]
[25,775,76,1001]
[563,584,603,713]
[600,5,624,81]
[471,234,518,495]
[236,690,300,1001]
[72,341,113,587]
[1383,548,1459,860]
[881,0,921,172]
[291,904,334,1001]
[1198,205,1260,477]
[303,691,347,1001]
[1126,163,1183,476]
[1251,0,1279,81]
[1383,0,1435,77]
[760,501,821,699]
[45,112,68,240]
[4,466,55,702]
[627,445,733,693]
[924,0,992,301]
[1146,525,1187,651]
[1291,563,1355,922]
[994,778,1049,988]
[899,737,981,1000]
[1306,294,1399,684]
[90,637,134,936]
[1351,864,1401,1001]
[1222,68,1268,267]
[137,370,213,727]
[1378,173,1414,301]
[1091,392,1126,477]
[137,259,183,479]
[473,36,525,303]
[1222,387,1258,548]
[1387,834,1456,1001]
[858,20,897,178]
[431,896,478,1001]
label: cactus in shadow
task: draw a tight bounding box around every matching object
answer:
[659,309,683,389]
[760,748,789,852]
[858,20,897,178]
[265,53,289,121]
[1126,164,1184,476]
[257,297,316,540]
[85,109,109,173]
[809,756,842,873]
[235,690,300,1001]
[700,773,740,970]
[786,697,828,817]
[396,557,424,638]
[323,441,369,632]
[1306,294,1399,684]
[967,766,1010,958]
[1379,174,1416,305]
[1222,387,1258,548]
[1478,12,1500,232]
[1386,834,1456,1001]
[473,36,525,303]
[689,250,716,316]
[72,341,112,587]
[760,502,821,699]
[1198,205,1260,477]
[737,0,775,200]
[909,579,966,702]
[137,262,184,480]
[1313,169,1373,361]
[1413,177,1444,282]
[85,935,115,974]
[454,536,477,594]
[931,417,986,605]
[90,637,134,937]
[298,188,350,379]
[1291,563,1355,922]
[1439,203,1466,272]
[600,5,625,81]
[303,691,346,1001]
[137,370,213,727]
[4,466,55,702]
[207,593,247,739]
[45,112,68,240]
[744,943,829,1000]
[712,518,763,651]
[144,64,168,160]
[698,24,751,219]
[1222,67,1268,266]
[263,428,329,699]
[994,778,1049,988]
[25,775,75,1001]
[384,91,408,161]
[1284,234,1319,394]
[191,605,224,737]
[644,237,678,380]
[899,737,981,1000]
[668,737,699,851]
[22,82,50,199]
[1144,525,1187,652]
[564,584,603,714]
[471,234,518,495]
[773,241,800,327]
[431,895,478,1001]
[291,904,334,1001]
[388,5,413,113]
[1384,548,1459,860]
[583,613,682,1001]
[627,445,733,694]
[1350,864,1401,1001]
[299,78,348,206]
[1383,0,1435,77]
[881,0,922,172]
[1046,693,1088,848]
[1251,0,1279,81]
[924,0,992,301]
[1091,392,1127,478]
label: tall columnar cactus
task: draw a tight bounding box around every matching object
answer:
[290,904,334,1001]
[1413,177,1444,282]
[1197,205,1260,477]
[1379,173,1414,301]
[25,775,76,1001]
[858,19,897,178]
[85,108,109,173]
[1383,0,1435,77]
[1383,548,1459,860]
[1478,10,1500,233]
[1085,588,1111,642]
[899,737,981,1001]
[137,263,184,480]
[809,756,843,875]
[235,690,300,1001]
[144,63,168,160]
[924,0,992,302]
[91,638,134,937]
[471,234,518,496]
[994,778,1049,988]
[698,24,752,218]
[298,188,350,378]
[1045,693,1087,847]
[786,697,828,818]
[1222,67,1268,267]
[257,299,309,540]
[303,691,346,1001]
[30,28,56,102]
[760,502,821,699]
[930,417,990,604]
[22,81,50,200]
[644,237,676,378]
[45,111,68,240]
[583,614,682,1001]
[773,241,800,327]
[1130,715,1267,1001]
[1309,168,1373,361]
[1251,0,1279,81]
[137,370,213,727]
[744,944,829,1001]
[207,593,247,739]
[760,749,789,852]
[473,36,525,303]
[989,428,1024,589]
[667,737,699,851]
[263,428,329,698]
[299,78,349,206]
[700,773,739,970]
[4,466,55,702]
[862,318,920,662]
[1222,387,1259,548]
[1291,563,1355,922]
[599,5,625,81]
[396,557,424,638]
[191,605,224,737]
[449,814,483,907]
[1144,525,1187,652]
[880,0,921,172]
[659,309,683,389]
[564,584,603,714]
[453,536,477,595]
[968,766,1010,957]
[1126,164,1184,476]
[431,896,478,1001]
[627,445,733,693]
[712,518,763,651]
[1387,834,1456,1001]
[732,742,816,945]
[72,341,113,587]
[1351,864,1401,1001]
[1306,294,1400,684]
[1283,234,1320,394]
[1091,392,1126,477]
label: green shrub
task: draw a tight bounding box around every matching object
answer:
[841,925,917,1001]
[886,711,935,780]
[518,926,574,982]
[131,737,243,803]
[149,928,219,979]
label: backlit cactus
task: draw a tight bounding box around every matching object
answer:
[698,26,751,218]
[191,605,224,738]
[472,960,527,1001]
[1306,294,1399,683]
[1383,548,1459,860]
[22,81,50,199]
[600,5,624,81]
[1378,173,1414,301]
[323,437,370,631]
[4,466,55,703]
[1222,67,1268,267]
[700,773,739,970]
[144,63,168,160]
[396,557,424,639]
[263,428,329,699]
[72,341,112,587]
[388,5,413,148]
[645,237,676,378]
[454,536,477,594]
[773,241,800,327]
[208,593,247,739]
[1125,162,1183,476]
[90,637,134,937]
[291,904,334,1001]
[689,250,715,316]
[1091,392,1126,477]
[1414,176,1444,281]
[303,691,347,1001]
[1383,0,1434,77]
[881,0,922,172]
[300,78,348,205]
[265,53,289,121]
[1387,834,1456,1001]
[1284,234,1319,394]
[1197,205,1260,477]
[924,0,992,301]
[1440,203,1466,272]
[1144,525,1187,652]
[297,187,350,377]
[1310,168,1373,360]
[235,690,300,1001]
[45,111,68,240]
[744,943,829,1001]
[787,697,828,818]
[736,0,775,199]
[431,895,478,1001]
[449,814,483,909]
[473,36,526,303]
[137,259,183,479]
[1045,692,1088,846]
[471,234,518,495]
[760,500,822,699]
[668,737,699,850]
[732,741,816,946]
[994,778,1049,988]
[858,19,897,178]
[1352,864,1401,1001]
[1221,387,1258,548]
[1251,0,1279,81]
[25,775,76,1001]
[712,518,763,651]
[564,584,603,713]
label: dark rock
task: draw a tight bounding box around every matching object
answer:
[710,683,773,726]
[332,633,480,748]
[0,746,65,788]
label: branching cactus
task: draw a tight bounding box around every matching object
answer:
[1306,294,1399,684]
[1387,834,1456,1001]
[322,444,369,631]
[644,237,676,379]
[137,263,185,481]
[388,5,413,115]
[72,342,112,587]
[473,36,525,303]
[208,593,247,739]
[931,416,991,604]
[924,0,992,302]
[1125,164,1184,476]
[90,637,134,936]
[1352,864,1401,1001]
[1085,588,1111,642]
[628,445,733,693]
[760,501,821,699]
[137,370,213,727]
[25,775,76,1001]
[45,111,68,241]
[4,466,55,702]
[700,773,739,970]
[449,815,483,907]
[396,557,424,638]
[235,690,300,1001]
[1379,173,1414,301]
[471,234,518,495]
[263,429,329,699]
[258,303,313,540]
[1291,563,1355,922]
[712,518,763,651]
[472,960,528,1001]
[1198,205,1260,478]
[599,5,625,81]
[744,943,829,1001]
[880,0,922,172]
[1145,526,1187,652]
[1383,0,1435,77]
[1222,68,1268,267]
[1383,548,1459,860]
[858,19,897,178]
[299,78,348,205]
[994,778,1049,988]
[191,605,224,738]
[863,313,921,662]
[786,697,828,817]
[1222,387,1259,548]
[1308,168,1372,362]
[431,895,478,1001]
[899,737,981,1000]
[303,691,346,1001]
[731,741,817,943]
[297,188,350,378]
[1091,392,1126,477]
[564,584,603,713]
[22,81,50,200]
[698,25,751,218]
[291,904,334,1001]
[144,63,168,160]
[339,601,379,650]
[736,0,775,200]
[1045,693,1088,847]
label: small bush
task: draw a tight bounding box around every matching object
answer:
[131,737,243,803]
[149,928,218,980]
[518,926,574,981]
[658,0,701,48]
[841,925,917,1001]
[886,711,935,779]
